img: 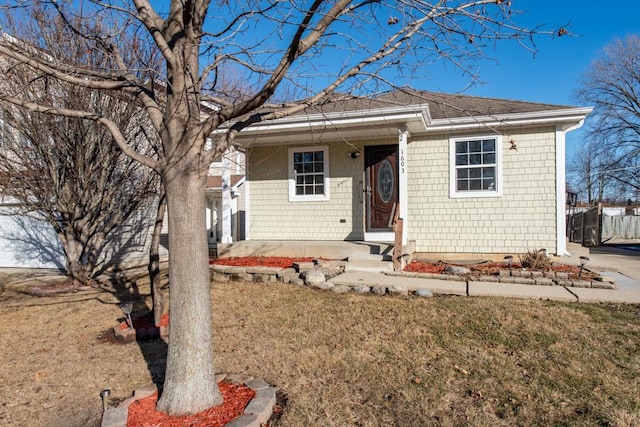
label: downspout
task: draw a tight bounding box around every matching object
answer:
[555,120,585,256]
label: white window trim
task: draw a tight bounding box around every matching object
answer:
[288,145,330,202]
[449,134,502,199]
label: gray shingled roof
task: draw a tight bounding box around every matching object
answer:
[301,88,573,120]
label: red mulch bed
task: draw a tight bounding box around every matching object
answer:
[211,256,318,268]
[127,382,256,427]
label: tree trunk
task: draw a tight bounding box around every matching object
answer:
[156,169,222,415]
[62,237,90,286]
[148,189,167,327]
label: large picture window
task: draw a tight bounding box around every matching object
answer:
[449,136,502,198]
[288,146,329,201]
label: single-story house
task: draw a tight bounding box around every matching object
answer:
[228,89,592,258]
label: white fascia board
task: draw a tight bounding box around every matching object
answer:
[231,176,246,191]
[426,107,594,132]
[234,104,431,135]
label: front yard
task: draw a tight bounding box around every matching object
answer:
[0,276,639,426]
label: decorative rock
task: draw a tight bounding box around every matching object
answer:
[353,284,371,294]
[415,288,433,298]
[331,284,352,294]
[289,277,305,286]
[311,281,334,290]
[445,265,471,275]
[388,285,408,296]
[371,285,387,295]
[301,269,325,286]
[556,272,569,280]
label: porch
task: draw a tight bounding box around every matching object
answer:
[215,240,414,273]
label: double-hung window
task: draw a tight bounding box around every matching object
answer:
[288,146,329,201]
[450,135,502,198]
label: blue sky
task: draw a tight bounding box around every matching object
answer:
[417,0,640,157]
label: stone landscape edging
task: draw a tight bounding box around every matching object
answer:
[210,264,616,290]
[101,374,276,427]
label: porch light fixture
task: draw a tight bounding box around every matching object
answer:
[504,255,514,276]
[349,151,360,159]
[100,389,111,412]
[578,256,590,279]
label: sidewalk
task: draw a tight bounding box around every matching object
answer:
[331,240,640,305]
[3,241,640,304]
[330,271,640,304]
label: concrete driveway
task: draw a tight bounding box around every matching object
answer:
[564,240,640,288]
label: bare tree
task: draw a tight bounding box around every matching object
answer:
[0,84,159,286]
[567,140,611,205]
[576,35,640,198]
[0,0,565,415]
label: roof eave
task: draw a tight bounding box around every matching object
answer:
[233,104,431,136]
[426,107,594,133]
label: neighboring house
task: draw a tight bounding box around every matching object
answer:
[230,89,592,257]
[0,194,168,270]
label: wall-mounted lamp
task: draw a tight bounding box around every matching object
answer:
[349,151,360,159]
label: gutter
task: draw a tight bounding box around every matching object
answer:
[426,107,594,133]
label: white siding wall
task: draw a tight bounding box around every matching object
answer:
[247,142,373,240]
[246,126,558,254]
[0,199,169,269]
[0,208,65,268]
[408,127,557,254]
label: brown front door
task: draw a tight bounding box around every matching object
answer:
[365,145,398,231]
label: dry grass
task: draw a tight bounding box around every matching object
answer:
[1,276,639,426]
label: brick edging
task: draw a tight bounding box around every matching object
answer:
[101,375,276,427]
[385,270,616,289]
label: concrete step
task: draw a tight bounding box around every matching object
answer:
[347,253,389,262]
[344,260,394,273]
